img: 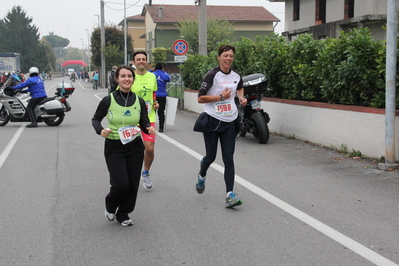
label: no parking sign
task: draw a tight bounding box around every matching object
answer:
[172,39,189,55]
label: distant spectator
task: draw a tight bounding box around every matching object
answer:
[93,70,99,90]
[108,66,118,94]
[153,63,170,132]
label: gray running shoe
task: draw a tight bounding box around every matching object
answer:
[120,219,133,227]
[226,191,242,208]
[141,170,153,189]
[105,210,115,221]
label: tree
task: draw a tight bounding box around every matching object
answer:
[39,38,56,73]
[90,25,134,69]
[0,5,42,72]
[177,18,234,54]
[42,32,69,49]
[65,47,83,61]
[152,47,170,64]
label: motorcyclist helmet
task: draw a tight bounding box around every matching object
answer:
[29,67,39,74]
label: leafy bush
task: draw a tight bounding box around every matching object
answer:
[288,34,323,101]
[181,28,399,108]
[179,53,217,90]
[317,29,385,106]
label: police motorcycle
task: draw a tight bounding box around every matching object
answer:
[237,73,270,144]
[0,78,74,127]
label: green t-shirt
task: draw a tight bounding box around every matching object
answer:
[106,93,141,140]
[130,71,158,122]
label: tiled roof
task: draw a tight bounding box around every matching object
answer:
[143,4,280,23]
[126,14,144,21]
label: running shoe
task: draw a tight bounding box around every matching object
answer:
[226,191,242,208]
[120,219,133,227]
[141,170,153,189]
[105,210,115,222]
[196,174,206,194]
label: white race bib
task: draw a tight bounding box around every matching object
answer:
[214,100,233,116]
[118,125,141,145]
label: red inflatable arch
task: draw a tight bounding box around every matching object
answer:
[61,60,87,67]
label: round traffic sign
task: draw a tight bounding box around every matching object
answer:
[172,39,189,55]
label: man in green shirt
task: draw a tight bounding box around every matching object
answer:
[131,51,159,189]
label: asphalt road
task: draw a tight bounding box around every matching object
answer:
[1,77,399,266]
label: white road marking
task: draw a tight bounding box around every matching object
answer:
[0,125,25,169]
[158,132,398,266]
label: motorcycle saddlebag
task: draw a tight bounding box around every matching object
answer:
[242,73,268,96]
[44,99,64,114]
[56,82,75,95]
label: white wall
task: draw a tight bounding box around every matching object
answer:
[184,91,399,160]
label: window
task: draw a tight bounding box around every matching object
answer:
[293,0,300,21]
[344,0,354,19]
[315,0,326,24]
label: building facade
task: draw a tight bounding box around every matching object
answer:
[270,0,387,40]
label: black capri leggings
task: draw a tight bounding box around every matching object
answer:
[199,121,237,193]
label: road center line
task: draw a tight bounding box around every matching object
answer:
[0,125,25,169]
[158,132,398,266]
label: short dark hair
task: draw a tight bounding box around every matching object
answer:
[155,63,163,70]
[133,51,148,61]
[218,45,235,56]
[115,65,136,79]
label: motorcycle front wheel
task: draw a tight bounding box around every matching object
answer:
[43,113,65,126]
[0,106,10,126]
[250,112,269,144]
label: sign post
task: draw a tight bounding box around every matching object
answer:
[172,39,189,110]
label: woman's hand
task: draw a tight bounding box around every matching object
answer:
[153,101,159,110]
[146,126,156,135]
[101,128,112,137]
[239,97,247,106]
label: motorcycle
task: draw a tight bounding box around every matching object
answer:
[0,78,74,127]
[238,73,270,144]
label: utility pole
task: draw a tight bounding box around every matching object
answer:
[124,0,127,65]
[100,0,106,88]
[379,0,399,169]
[198,0,207,56]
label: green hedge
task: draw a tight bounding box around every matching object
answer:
[180,28,398,108]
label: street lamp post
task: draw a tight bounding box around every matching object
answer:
[80,39,85,70]
[94,14,100,27]
[85,29,91,72]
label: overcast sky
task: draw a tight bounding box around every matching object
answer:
[1,0,285,49]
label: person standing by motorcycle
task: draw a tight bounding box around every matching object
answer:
[196,44,247,208]
[92,65,156,226]
[11,67,47,128]
[153,63,170,132]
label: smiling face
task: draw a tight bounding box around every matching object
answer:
[133,53,148,74]
[217,48,234,73]
[116,67,135,92]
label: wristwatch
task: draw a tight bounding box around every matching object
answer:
[219,94,225,101]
